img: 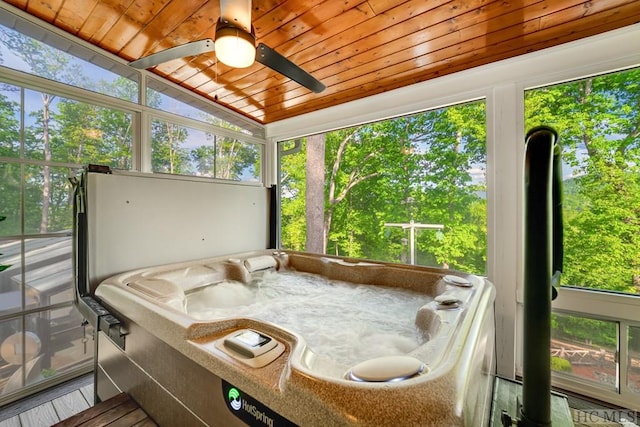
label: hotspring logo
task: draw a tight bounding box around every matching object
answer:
[227,387,274,427]
[228,387,242,411]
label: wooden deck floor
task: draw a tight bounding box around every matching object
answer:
[0,374,156,427]
[0,375,94,427]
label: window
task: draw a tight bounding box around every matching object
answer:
[0,83,132,404]
[279,100,487,273]
[0,23,138,102]
[151,118,261,182]
[525,66,640,409]
[145,77,263,137]
[525,67,640,295]
[0,6,267,405]
[629,326,640,394]
[0,85,132,398]
[13,87,134,168]
[0,83,19,158]
[551,313,618,391]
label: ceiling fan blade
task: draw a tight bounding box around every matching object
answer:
[256,43,325,93]
[220,0,252,32]
[129,39,215,69]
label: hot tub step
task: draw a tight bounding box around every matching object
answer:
[53,392,157,427]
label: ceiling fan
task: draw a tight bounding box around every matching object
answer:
[128,0,326,93]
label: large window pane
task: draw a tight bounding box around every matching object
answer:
[151,119,261,182]
[279,101,487,274]
[214,136,260,182]
[0,247,28,317]
[20,237,73,308]
[551,313,618,391]
[0,24,138,102]
[0,83,20,158]
[23,165,77,235]
[0,318,25,393]
[23,90,133,168]
[0,163,20,236]
[26,308,93,382]
[629,326,640,394]
[525,67,640,295]
[0,309,92,396]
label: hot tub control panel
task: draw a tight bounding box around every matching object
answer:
[212,329,286,368]
[224,329,278,358]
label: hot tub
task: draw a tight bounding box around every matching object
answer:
[93,251,495,426]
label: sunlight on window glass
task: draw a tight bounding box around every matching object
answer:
[525,67,640,295]
[551,313,618,391]
[214,136,260,182]
[279,100,487,274]
[0,25,138,102]
[23,90,133,168]
[145,80,250,135]
[147,87,215,123]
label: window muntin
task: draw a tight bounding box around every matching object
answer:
[525,67,640,295]
[151,118,261,182]
[279,100,487,274]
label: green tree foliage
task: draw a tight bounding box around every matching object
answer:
[280,101,488,274]
[0,90,19,158]
[213,137,260,180]
[552,313,617,349]
[151,120,191,174]
[280,140,308,251]
[525,68,640,293]
[550,356,573,373]
[0,90,21,236]
[54,95,133,169]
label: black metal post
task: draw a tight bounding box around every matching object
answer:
[520,126,561,427]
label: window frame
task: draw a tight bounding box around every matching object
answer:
[549,288,640,405]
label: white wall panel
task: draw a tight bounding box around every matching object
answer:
[86,172,268,289]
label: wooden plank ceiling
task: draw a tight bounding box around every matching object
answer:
[4,0,640,124]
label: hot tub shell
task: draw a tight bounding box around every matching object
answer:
[93,250,495,426]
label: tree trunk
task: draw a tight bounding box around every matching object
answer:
[40,93,53,233]
[305,134,325,253]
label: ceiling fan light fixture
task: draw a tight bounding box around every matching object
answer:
[215,22,256,68]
